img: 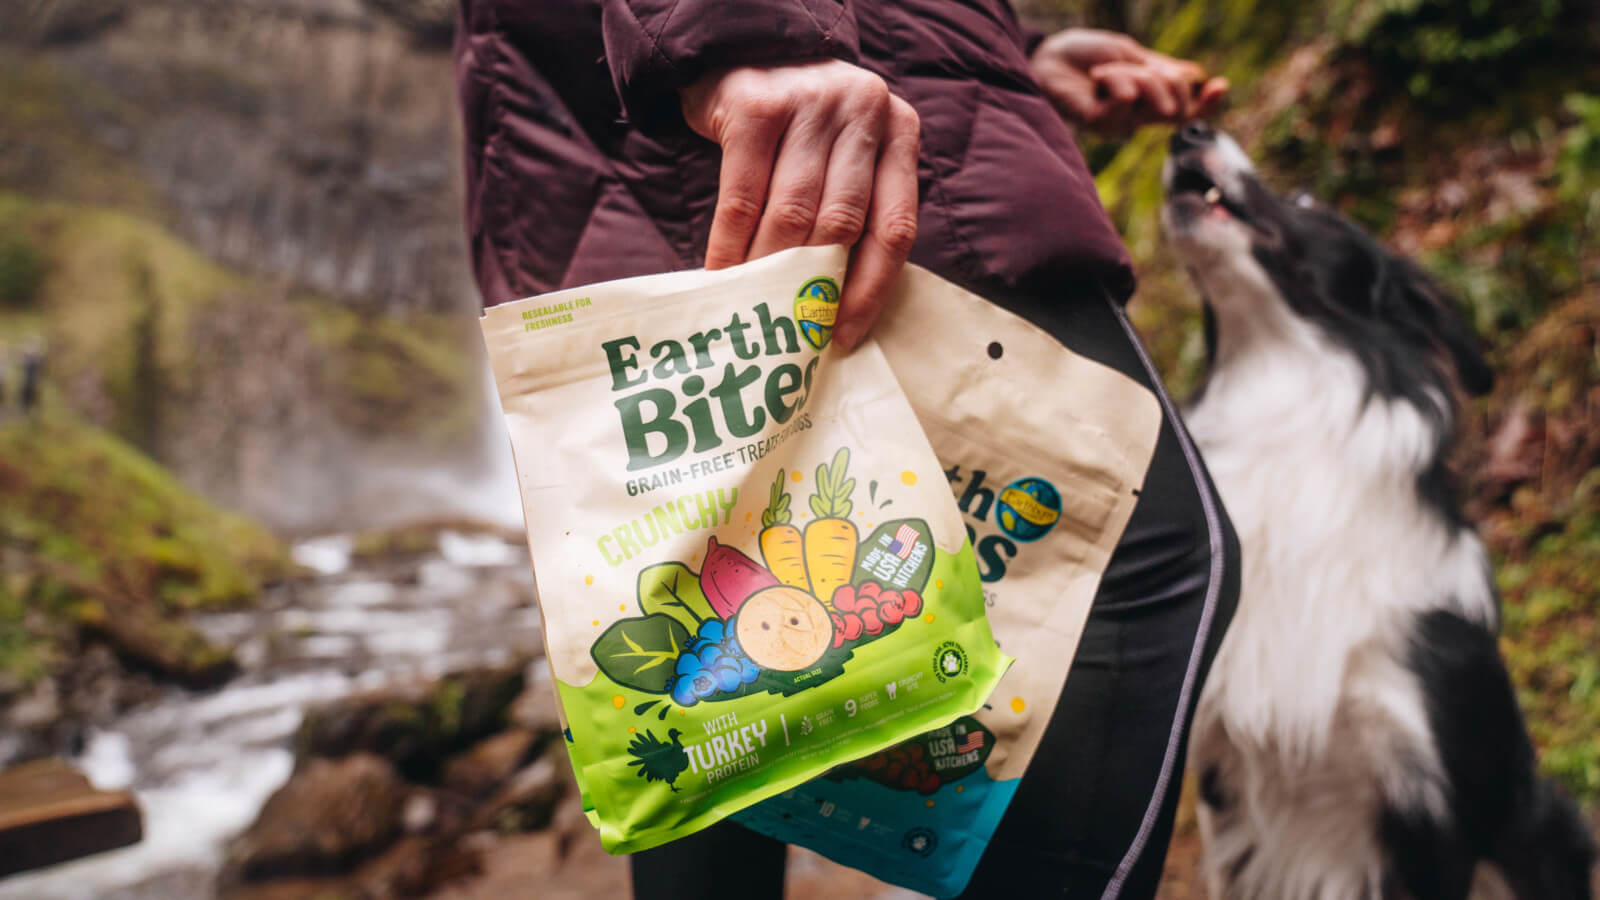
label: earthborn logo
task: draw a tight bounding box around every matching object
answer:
[995,477,1063,542]
[794,276,840,351]
[947,466,1064,582]
[932,641,968,683]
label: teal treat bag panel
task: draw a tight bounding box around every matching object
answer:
[735,715,1018,897]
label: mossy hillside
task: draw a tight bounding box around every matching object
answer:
[0,411,293,686]
[1500,510,1600,801]
[0,49,480,451]
[300,298,479,446]
[0,192,478,450]
[1471,296,1600,802]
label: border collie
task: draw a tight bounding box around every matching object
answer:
[1162,122,1595,900]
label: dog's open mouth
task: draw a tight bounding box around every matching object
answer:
[1170,165,1223,204]
[1167,160,1256,229]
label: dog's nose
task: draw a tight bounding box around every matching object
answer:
[1170,121,1215,153]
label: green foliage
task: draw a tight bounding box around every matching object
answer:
[1557,93,1600,231]
[1333,0,1579,108]
[0,224,46,308]
[1499,509,1600,803]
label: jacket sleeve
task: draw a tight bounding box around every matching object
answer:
[600,0,860,133]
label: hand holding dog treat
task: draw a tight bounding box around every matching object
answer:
[1030,28,1228,134]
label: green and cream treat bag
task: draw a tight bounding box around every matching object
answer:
[733,264,1162,896]
[480,245,1010,855]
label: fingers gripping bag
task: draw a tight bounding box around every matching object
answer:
[731,265,1162,896]
[480,245,1011,854]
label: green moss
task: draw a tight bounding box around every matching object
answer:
[430,678,467,740]
[0,411,291,684]
[0,192,480,449]
[0,222,46,308]
[300,298,477,444]
[1498,510,1600,803]
[350,524,441,562]
[0,192,243,447]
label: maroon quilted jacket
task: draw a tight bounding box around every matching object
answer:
[453,0,1134,316]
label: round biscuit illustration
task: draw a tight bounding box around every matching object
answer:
[734,586,834,671]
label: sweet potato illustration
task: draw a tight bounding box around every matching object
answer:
[700,536,780,619]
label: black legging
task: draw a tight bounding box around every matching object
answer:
[631,288,1241,899]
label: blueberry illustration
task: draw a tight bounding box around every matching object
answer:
[671,677,699,707]
[713,664,742,693]
[676,652,702,677]
[690,671,718,699]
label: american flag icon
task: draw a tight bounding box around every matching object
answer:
[888,524,920,559]
[956,729,984,754]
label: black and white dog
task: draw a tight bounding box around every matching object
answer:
[1162,122,1595,900]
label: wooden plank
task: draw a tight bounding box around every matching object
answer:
[0,759,142,876]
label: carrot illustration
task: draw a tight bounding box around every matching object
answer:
[804,448,858,609]
[759,468,809,590]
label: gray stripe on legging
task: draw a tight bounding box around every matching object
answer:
[1099,294,1226,900]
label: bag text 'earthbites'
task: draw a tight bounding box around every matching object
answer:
[734,265,1162,897]
[481,245,1010,854]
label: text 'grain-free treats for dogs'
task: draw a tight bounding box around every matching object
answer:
[481,245,1010,855]
[734,265,1162,897]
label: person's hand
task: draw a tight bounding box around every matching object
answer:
[681,60,921,351]
[1030,29,1228,135]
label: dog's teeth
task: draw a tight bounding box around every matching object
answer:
[1204,186,1222,204]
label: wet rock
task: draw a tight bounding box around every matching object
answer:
[348,835,442,898]
[79,599,238,690]
[296,663,526,782]
[4,679,60,732]
[222,753,406,884]
[220,877,362,900]
[471,758,567,835]
[401,791,437,834]
[442,729,539,800]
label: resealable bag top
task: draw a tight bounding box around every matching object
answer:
[481,245,1009,855]
[734,264,1162,896]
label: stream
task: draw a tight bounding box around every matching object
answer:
[0,525,542,900]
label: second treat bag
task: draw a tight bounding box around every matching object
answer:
[734,264,1163,896]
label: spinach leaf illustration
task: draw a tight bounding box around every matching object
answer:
[637,562,713,631]
[592,614,690,693]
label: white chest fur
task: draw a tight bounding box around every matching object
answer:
[1182,266,1497,764]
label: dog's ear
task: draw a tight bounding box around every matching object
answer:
[1382,256,1494,397]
